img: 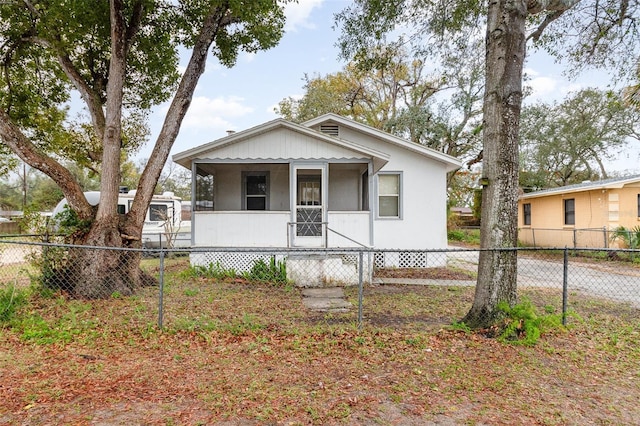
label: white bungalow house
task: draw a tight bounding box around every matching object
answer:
[172,113,461,281]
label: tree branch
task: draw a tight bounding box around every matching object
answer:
[124,0,145,53]
[527,0,581,41]
[129,3,230,229]
[29,36,107,140]
[0,109,92,219]
[527,10,564,41]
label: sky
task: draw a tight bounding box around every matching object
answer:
[142,0,640,175]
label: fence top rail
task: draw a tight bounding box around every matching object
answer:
[519,227,611,231]
[1,239,639,255]
[0,239,150,253]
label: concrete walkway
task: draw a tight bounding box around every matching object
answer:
[301,287,352,312]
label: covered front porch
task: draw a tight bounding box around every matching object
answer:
[192,161,373,248]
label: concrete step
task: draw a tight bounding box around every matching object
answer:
[302,287,352,312]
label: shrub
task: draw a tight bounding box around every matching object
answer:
[496,297,563,346]
[610,226,640,249]
[180,262,237,280]
[243,257,288,284]
[447,228,481,245]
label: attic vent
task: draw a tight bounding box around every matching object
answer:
[320,124,339,137]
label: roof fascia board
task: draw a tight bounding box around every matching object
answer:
[520,176,640,199]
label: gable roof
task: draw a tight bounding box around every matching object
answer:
[303,113,462,172]
[172,117,391,172]
[172,114,462,173]
[520,175,640,200]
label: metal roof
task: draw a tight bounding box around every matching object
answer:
[172,114,462,173]
[520,174,640,199]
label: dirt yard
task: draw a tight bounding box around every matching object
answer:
[2,257,640,424]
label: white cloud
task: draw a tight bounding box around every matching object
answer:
[560,83,584,96]
[524,69,587,105]
[523,69,561,104]
[243,52,256,63]
[529,76,558,98]
[283,0,324,32]
[266,103,280,115]
[180,96,254,130]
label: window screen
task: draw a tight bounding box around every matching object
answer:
[244,173,268,210]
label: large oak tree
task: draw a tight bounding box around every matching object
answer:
[336,0,640,327]
[520,88,640,190]
[0,0,286,298]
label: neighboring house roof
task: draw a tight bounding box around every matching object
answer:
[303,113,462,172]
[172,114,462,173]
[520,175,640,200]
[451,207,473,215]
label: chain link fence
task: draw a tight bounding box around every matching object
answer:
[1,239,639,331]
[519,226,640,250]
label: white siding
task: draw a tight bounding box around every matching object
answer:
[328,164,362,211]
[327,212,370,247]
[335,128,449,250]
[213,164,289,211]
[194,211,289,247]
[209,128,368,161]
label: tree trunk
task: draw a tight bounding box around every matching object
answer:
[63,0,142,298]
[66,3,228,298]
[71,221,154,299]
[463,0,527,328]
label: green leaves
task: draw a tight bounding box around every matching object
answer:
[497,297,564,346]
[519,88,638,189]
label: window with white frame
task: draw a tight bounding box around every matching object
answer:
[377,173,401,218]
[243,172,269,210]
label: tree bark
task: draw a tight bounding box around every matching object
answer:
[127,5,229,238]
[463,0,527,328]
[73,3,229,298]
[71,0,143,298]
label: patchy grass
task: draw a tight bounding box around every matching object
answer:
[1,257,640,425]
[447,228,481,246]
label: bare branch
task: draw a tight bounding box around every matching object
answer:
[527,10,564,41]
[0,109,92,219]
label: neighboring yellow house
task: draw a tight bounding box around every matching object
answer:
[518,175,640,248]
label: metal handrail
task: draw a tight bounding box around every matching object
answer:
[326,226,371,248]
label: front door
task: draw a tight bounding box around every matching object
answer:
[292,166,325,247]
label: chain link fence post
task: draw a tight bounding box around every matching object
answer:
[357,249,364,330]
[158,248,165,329]
[562,247,569,326]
